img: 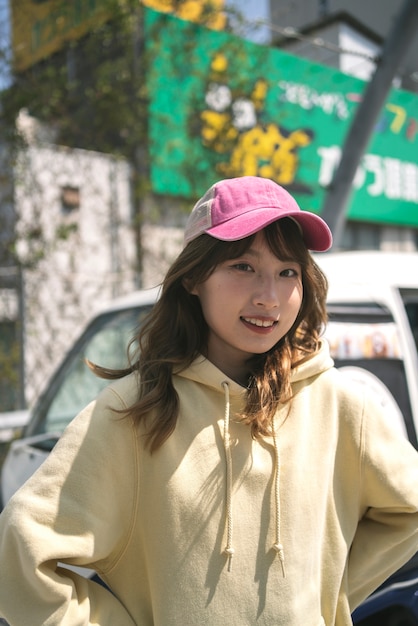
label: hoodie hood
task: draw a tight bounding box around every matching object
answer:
[176,340,334,575]
[291,339,334,384]
[179,340,334,390]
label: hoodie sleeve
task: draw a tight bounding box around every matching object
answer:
[0,383,138,626]
[347,393,418,610]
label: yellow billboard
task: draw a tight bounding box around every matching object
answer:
[11,0,226,72]
[142,0,225,30]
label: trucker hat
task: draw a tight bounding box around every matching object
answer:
[184,176,332,252]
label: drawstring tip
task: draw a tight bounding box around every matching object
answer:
[273,543,286,578]
[224,547,235,572]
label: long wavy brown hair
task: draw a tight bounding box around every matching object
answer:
[93,218,328,452]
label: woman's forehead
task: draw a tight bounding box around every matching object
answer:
[226,228,300,262]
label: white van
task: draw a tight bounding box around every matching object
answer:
[1,251,418,505]
[316,251,418,445]
[1,251,418,626]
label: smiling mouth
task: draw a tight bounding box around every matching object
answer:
[241,317,277,328]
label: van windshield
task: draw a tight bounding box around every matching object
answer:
[29,306,151,436]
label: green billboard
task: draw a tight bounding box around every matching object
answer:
[145,8,418,226]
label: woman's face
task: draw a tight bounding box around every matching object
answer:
[190,231,303,384]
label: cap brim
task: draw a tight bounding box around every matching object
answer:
[205,207,332,252]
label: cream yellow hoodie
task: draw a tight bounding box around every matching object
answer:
[0,341,418,625]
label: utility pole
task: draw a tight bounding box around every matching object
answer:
[320,0,418,248]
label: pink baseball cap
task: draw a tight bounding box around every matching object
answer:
[184,176,332,252]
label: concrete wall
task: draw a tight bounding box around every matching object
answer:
[13,144,138,404]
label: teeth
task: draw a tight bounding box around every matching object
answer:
[243,317,275,327]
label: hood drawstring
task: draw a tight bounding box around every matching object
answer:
[272,416,286,577]
[221,381,235,572]
[221,382,286,578]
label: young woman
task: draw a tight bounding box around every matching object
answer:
[0,176,417,626]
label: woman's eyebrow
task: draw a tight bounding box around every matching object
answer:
[237,247,261,259]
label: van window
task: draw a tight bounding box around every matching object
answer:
[29,306,151,437]
[400,288,418,352]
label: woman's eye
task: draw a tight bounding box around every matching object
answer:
[233,263,253,272]
[281,267,299,278]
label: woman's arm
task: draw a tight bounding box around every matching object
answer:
[0,383,139,626]
[347,394,418,609]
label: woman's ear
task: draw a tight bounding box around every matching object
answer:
[182,278,198,296]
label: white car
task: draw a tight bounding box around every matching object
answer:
[0,410,30,445]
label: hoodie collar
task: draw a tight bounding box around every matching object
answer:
[177,355,248,398]
[178,340,334,390]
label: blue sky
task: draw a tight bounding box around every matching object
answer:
[0,0,10,89]
[226,0,271,43]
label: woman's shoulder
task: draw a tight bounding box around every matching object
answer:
[314,365,407,446]
[58,372,140,449]
[103,371,140,411]
[314,365,370,413]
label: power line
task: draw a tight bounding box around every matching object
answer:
[254,18,380,63]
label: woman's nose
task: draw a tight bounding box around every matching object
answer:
[252,276,280,308]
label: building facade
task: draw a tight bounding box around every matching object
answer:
[0,119,138,409]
